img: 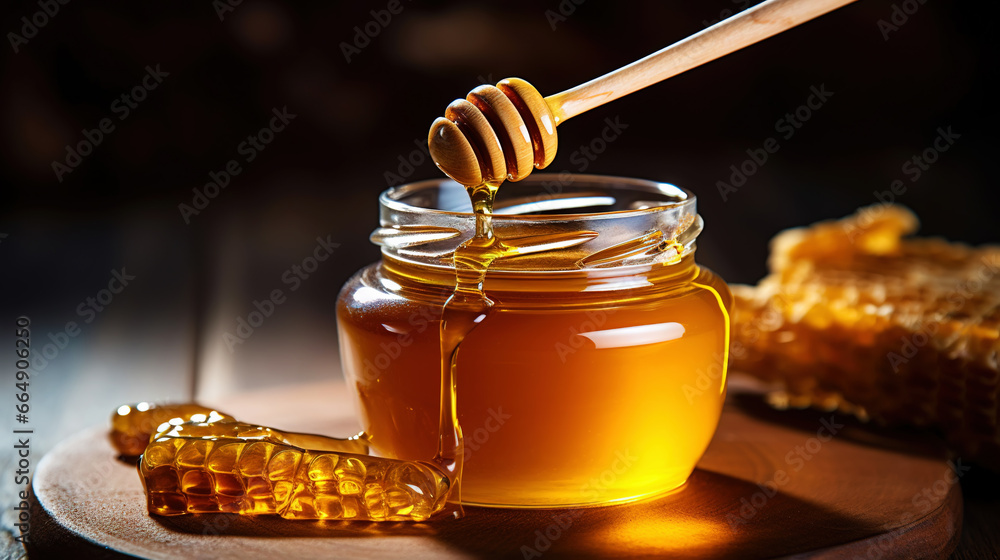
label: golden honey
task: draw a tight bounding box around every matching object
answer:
[338,175,731,508]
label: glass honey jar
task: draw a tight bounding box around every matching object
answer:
[337,174,731,508]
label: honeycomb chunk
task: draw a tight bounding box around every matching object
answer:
[110,402,236,456]
[731,204,1000,469]
[138,420,451,521]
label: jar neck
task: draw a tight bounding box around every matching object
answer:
[379,252,701,304]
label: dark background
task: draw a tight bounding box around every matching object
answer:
[2,0,996,284]
[0,1,997,556]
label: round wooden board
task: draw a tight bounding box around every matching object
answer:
[28,378,963,559]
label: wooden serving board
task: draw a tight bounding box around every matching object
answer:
[28,377,962,559]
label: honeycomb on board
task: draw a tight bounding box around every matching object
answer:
[730,204,1000,470]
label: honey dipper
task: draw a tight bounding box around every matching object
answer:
[429,0,857,186]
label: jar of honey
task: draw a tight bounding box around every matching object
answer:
[337,174,731,508]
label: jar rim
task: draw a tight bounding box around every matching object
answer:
[374,174,702,271]
[379,174,695,221]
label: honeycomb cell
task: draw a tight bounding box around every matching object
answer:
[208,443,244,473]
[266,450,301,481]
[176,440,213,468]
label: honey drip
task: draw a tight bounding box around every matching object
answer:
[435,181,612,505]
[434,181,508,510]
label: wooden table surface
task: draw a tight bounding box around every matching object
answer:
[7,375,1000,559]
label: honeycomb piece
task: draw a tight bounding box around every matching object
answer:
[731,204,1000,469]
[110,402,236,456]
[138,420,451,521]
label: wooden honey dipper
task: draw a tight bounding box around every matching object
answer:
[428,0,857,186]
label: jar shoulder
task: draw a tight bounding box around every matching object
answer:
[339,261,732,312]
[337,262,448,323]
